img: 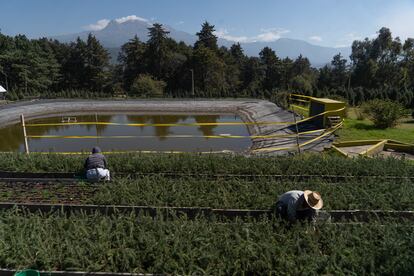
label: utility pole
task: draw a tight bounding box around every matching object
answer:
[190,69,195,98]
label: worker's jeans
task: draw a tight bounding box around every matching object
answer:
[86,168,110,182]
[275,201,316,222]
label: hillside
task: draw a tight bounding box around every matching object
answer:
[51,18,351,66]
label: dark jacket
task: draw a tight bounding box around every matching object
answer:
[84,153,108,170]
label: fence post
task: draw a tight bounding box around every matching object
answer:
[95,113,100,146]
[289,95,301,154]
[292,111,301,154]
[20,114,30,154]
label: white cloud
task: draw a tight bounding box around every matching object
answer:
[83,19,110,31]
[115,15,149,24]
[256,28,290,42]
[176,21,185,26]
[214,29,249,43]
[334,32,363,48]
[83,15,151,31]
[214,27,290,43]
[309,36,322,42]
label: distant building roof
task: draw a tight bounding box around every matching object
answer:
[0,85,6,93]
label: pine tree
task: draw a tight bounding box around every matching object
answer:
[84,34,110,91]
[194,21,218,51]
[118,36,147,90]
[259,47,282,91]
[146,23,171,80]
[192,45,226,96]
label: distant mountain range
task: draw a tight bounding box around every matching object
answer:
[51,18,351,66]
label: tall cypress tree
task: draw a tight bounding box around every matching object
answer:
[259,47,282,91]
[84,34,110,91]
[118,36,147,90]
[194,21,218,51]
[146,23,170,79]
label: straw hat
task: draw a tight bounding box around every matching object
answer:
[304,190,323,210]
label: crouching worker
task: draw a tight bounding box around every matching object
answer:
[275,190,323,223]
[84,147,110,182]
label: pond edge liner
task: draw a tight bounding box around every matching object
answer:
[0,269,158,276]
[0,203,413,222]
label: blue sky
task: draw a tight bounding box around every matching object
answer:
[1,0,413,47]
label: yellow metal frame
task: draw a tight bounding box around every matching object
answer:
[332,139,414,157]
[289,94,346,127]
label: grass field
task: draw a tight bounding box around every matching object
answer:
[335,108,414,144]
[291,104,414,144]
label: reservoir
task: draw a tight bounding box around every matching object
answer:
[0,114,252,153]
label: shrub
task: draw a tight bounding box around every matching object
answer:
[362,99,405,129]
[290,75,313,94]
[130,74,166,97]
[354,107,366,120]
[5,91,19,101]
[272,91,290,109]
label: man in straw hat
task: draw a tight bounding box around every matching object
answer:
[275,190,323,223]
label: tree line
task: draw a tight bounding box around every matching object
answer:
[0,22,413,107]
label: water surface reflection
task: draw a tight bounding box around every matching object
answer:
[0,114,251,152]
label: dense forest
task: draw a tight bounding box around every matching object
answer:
[0,22,413,108]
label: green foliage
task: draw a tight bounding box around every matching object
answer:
[0,210,413,274]
[0,152,413,176]
[192,45,227,96]
[9,177,407,211]
[362,99,406,128]
[88,177,410,210]
[0,32,110,97]
[259,47,282,91]
[291,75,313,93]
[5,90,19,101]
[272,91,290,109]
[130,74,166,97]
[117,36,146,90]
[146,23,171,79]
[354,107,366,120]
[83,34,111,92]
[1,25,414,107]
[194,21,218,51]
[1,153,414,274]
[0,35,61,94]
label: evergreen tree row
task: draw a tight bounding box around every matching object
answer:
[0,23,413,108]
